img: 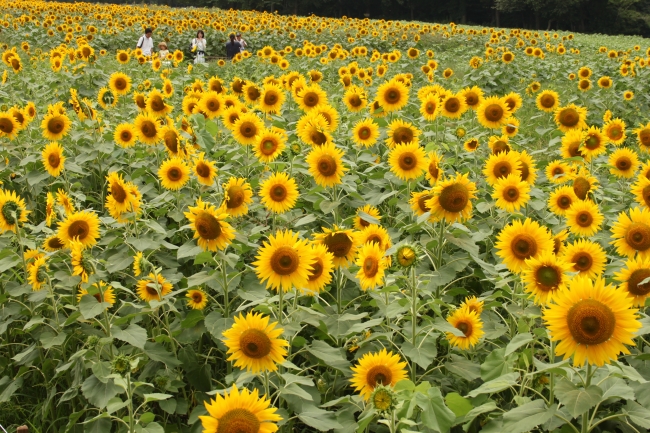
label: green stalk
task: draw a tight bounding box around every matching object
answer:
[549,340,555,403]
[410,266,418,382]
[581,364,593,433]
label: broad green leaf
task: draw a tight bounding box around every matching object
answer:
[297,404,343,431]
[402,337,438,369]
[177,240,203,260]
[143,342,181,367]
[599,377,635,401]
[625,400,650,429]
[112,323,148,349]
[555,380,602,418]
[83,417,112,433]
[502,400,553,433]
[445,392,473,417]
[306,340,351,374]
[481,348,513,381]
[414,387,456,433]
[445,355,481,381]
[144,393,173,402]
[504,332,533,356]
[0,377,23,403]
[81,375,122,409]
[467,372,519,398]
[79,295,110,320]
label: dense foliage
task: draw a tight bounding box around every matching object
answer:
[1,1,650,433]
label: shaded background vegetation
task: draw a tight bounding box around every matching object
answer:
[90,0,650,37]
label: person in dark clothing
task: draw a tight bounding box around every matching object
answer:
[225,34,241,60]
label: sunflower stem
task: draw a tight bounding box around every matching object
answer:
[581,363,593,433]
[410,266,418,383]
[46,274,60,329]
[549,340,555,404]
[221,259,230,318]
[14,225,28,284]
[336,268,343,314]
[278,287,284,326]
[263,370,271,398]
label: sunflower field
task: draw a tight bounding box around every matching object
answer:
[1,1,650,432]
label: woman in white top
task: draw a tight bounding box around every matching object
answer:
[236,34,247,52]
[191,30,207,64]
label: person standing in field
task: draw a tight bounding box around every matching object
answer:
[191,30,207,64]
[136,28,154,57]
[236,33,247,52]
[225,33,241,60]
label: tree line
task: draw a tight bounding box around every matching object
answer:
[98,0,650,37]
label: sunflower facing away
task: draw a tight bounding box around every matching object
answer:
[184,198,235,252]
[614,257,650,307]
[222,312,289,373]
[355,242,389,291]
[222,177,254,217]
[543,276,641,366]
[253,230,314,292]
[496,217,553,273]
[565,199,604,237]
[200,385,281,433]
[306,143,348,187]
[136,273,173,302]
[562,239,607,279]
[313,226,358,268]
[446,306,485,350]
[611,207,650,259]
[521,251,572,305]
[158,157,190,191]
[259,172,299,214]
[426,172,477,223]
[491,173,530,212]
[57,210,100,249]
[0,189,29,233]
[350,349,408,400]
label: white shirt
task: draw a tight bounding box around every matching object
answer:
[192,38,207,52]
[237,38,247,52]
[137,34,154,56]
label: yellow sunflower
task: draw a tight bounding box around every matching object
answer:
[56,189,74,215]
[603,119,626,145]
[560,129,585,159]
[42,235,65,252]
[446,306,484,350]
[440,93,468,119]
[425,152,442,185]
[387,142,426,181]
[562,239,607,279]
[184,198,235,252]
[419,93,440,121]
[295,84,328,112]
[543,276,641,366]
[134,112,161,145]
[354,205,382,230]
[502,117,520,137]
[375,79,409,113]
[197,91,224,119]
[350,349,408,400]
[114,123,137,148]
[0,112,19,140]
[488,135,510,154]
[496,217,553,273]
[356,224,392,252]
[476,96,510,128]
[608,148,639,178]
[535,90,560,112]
[199,385,281,433]
[611,207,650,259]
[633,122,650,152]
[192,153,218,186]
[385,119,420,149]
[108,72,131,96]
[426,173,477,223]
[554,104,588,132]
[222,312,288,373]
[253,229,314,292]
[306,143,347,187]
[296,113,333,147]
[259,172,299,214]
[343,86,367,113]
[463,138,479,152]
[28,257,48,291]
[71,241,92,283]
[521,251,572,305]
[492,173,531,212]
[580,126,607,160]
[548,185,578,217]
[77,281,116,307]
[614,257,650,307]
[483,151,521,186]
[253,129,286,164]
[302,243,335,295]
[566,199,603,237]
[136,273,173,302]
[503,92,523,113]
[146,88,172,118]
[545,160,572,184]
[186,289,208,310]
[351,118,379,148]
[631,176,650,209]
[105,172,135,220]
[355,242,388,291]
[41,112,71,141]
[57,210,100,249]
[158,158,190,191]
[460,296,484,315]
[570,167,598,200]
[460,86,484,110]
[313,226,358,268]
[0,189,29,234]
[232,112,264,146]
[222,177,253,217]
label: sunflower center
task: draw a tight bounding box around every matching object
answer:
[572,177,590,200]
[323,233,352,258]
[140,120,157,138]
[484,104,504,121]
[362,256,380,278]
[150,95,165,112]
[112,182,128,203]
[48,237,64,249]
[609,127,621,139]
[428,163,439,181]
[558,195,572,209]
[536,266,560,289]
[425,102,436,114]
[358,127,370,139]
[559,108,579,127]
[553,167,565,176]
[465,93,478,106]
[303,91,319,107]
[418,194,432,213]
[226,186,245,208]
[444,98,460,113]
[504,186,519,202]
[456,320,472,336]
[385,89,400,104]
[260,139,278,155]
[576,211,593,227]
[217,408,261,433]
[192,292,203,302]
[270,246,299,275]
[567,299,616,346]
[196,161,211,178]
[48,117,64,133]
[615,157,631,171]
[579,80,590,90]
[167,167,182,181]
[115,78,126,90]
[540,95,555,108]
[121,130,132,141]
[348,95,362,107]
[491,140,509,154]
[639,130,650,147]
[366,365,393,387]
[308,259,324,281]
[270,184,287,202]
[398,152,417,171]
[511,234,537,260]
[135,95,146,109]
[584,135,601,150]
[239,328,273,359]
[68,220,89,240]
[393,127,413,145]
[264,92,278,105]
[310,130,327,146]
[317,155,338,177]
[247,87,260,101]
[492,161,513,179]
[571,252,592,271]
[627,269,650,296]
[48,152,61,168]
[625,222,650,251]
[239,121,257,138]
[439,183,469,213]
[194,211,222,240]
[164,131,178,153]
